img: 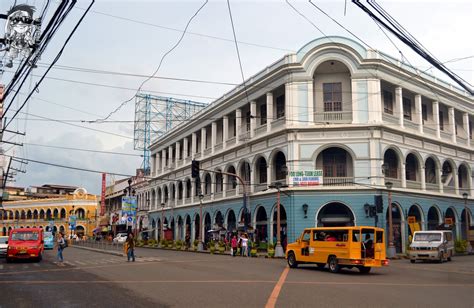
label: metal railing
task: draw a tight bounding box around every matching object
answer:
[74,238,124,253]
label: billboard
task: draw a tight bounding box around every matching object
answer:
[289,170,323,186]
[121,196,137,225]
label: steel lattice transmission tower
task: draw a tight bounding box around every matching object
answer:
[134,93,207,175]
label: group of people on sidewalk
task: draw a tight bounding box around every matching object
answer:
[230,233,252,257]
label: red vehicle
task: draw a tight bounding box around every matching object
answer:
[6,228,44,262]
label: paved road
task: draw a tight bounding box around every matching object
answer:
[0,246,473,308]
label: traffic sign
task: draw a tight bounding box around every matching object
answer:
[127,216,133,223]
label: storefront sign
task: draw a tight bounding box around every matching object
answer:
[289,170,323,186]
[100,173,106,216]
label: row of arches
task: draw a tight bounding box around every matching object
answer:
[148,151,287,207]
[147,200,472,255]
[1,208,87,220]
[1,225,86,237]
[384,147,472,193]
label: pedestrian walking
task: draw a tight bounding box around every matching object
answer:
[57,232,66,262]
[231,235,238,257]
[239,234,249,257]
[126,233,135,262]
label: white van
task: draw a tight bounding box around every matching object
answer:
[408,230,454,263]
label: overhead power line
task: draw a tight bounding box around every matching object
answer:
[23,143,142,157]
[95,0,210,123]
[74,5,293,53]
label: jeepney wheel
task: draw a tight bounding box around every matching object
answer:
[6,257,12,263]
[328,256,340,273]
[410,260,415,264]
[287,252,298,268]
[447,251,452,262]
[316,263,326,270]
[358,266,371,274]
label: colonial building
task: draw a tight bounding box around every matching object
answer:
[0,187,99,237]
[140,36,473,254]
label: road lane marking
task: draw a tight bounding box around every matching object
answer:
[1,280,470,288]
[73,260,87,265]
[0,258,208,276]
[265,267,289,308]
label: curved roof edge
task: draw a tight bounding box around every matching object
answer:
[296,36,367,61]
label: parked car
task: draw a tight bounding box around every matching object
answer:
[6,228,44,262]
[113,233,128,243]
[44,232,54,250]
[0,236,8,257]
[408,230,454,263]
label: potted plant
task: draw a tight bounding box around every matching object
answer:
[250,243,258,257]
[218,241,226,254]
[175,240,182,250]
[455,240,468,254]
[193,240,199,251]
[267,243,275,258]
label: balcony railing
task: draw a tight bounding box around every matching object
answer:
[255,125,267,136]
[314,111,352,123]
[238,131,250,141]
[406,180,422,190]
[323,177,354,186]
[423,125,437,137]
[226,137,236,147]
[271,117,286,130]
[215,142,223,152]
[443,186,456,194]
[204,148,212,156]
[254,183,268,192]
[202,195,211,202]
[425,183,439,191]
[214,191,223,200]
[404,120,419,131]
[440,130,452,140]
[385,178,401,188]
[226,188,236,196]
[382,112,399,125]
[184,197,191,204]
[457,136,468,146]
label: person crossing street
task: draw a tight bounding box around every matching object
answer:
[126,233,135,262]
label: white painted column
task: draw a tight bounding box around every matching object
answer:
[415,94,423,134]
[438,168,444,193]
[211,122,217,154]
[156,153,161,174]
[368,79,382,124]
[201,127,206,154]
[401,162,407,188]
[175,141,181,168]
[432,101,440,139]
[421,166,426,191]
[168,146,173,167]
[191,132,197,159]
[223,116,229,150]
[463,112,470,147]
[266,92,273,132]
[174,183,178,207]
[448,107,456,144]
[267,164,272,186]
[236,109,242,144]
[395,87,404,128]
[161,150,166,173]
[250,101,257,138]
[211,173,215,201]
[183,137,189,161]
[454,169,459,195]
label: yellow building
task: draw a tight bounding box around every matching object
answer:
[0,188,99,237]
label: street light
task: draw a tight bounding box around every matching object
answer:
[197,193,204,251]
[463,193,471,253]
[123,178,136,235]
[269,181,289,258]
[385,181,396,258]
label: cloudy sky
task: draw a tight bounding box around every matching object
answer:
[1,0,473,194]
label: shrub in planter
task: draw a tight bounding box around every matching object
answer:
[160,239,167,248]
[250,247,258,257]
[209,246,215,254]
[176,240,183,250]
[258,242,268,251]
[455,240,468,253]
[217,241,226,253]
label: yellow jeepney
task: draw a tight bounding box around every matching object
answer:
[286,226,388,274]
